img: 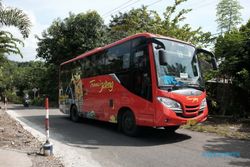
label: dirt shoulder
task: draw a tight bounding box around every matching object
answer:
[0,105,64,167]
[182,116,250,140]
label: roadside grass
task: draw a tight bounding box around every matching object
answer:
[182,116,250,140]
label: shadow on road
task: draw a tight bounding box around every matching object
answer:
[203,137,250,166]
[19,114,191,148]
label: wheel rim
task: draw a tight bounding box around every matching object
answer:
[123,113,135,131]
[73,110,76,119]
[71,107,78,121]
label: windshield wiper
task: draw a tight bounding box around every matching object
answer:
[159,83,204,91]
[158,84,182,92]
[183,83,205,91]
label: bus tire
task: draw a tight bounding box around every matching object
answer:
[121,110,139,136]
[70,105,80,122]
[164,126,180,133]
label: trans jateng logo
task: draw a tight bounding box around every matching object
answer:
[90,80,114,93]
[186,96,199,103]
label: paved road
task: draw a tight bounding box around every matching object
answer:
[7,104,250,167]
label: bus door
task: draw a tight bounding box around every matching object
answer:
[129,38,154,124]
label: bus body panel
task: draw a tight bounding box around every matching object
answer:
[79,75,155,126]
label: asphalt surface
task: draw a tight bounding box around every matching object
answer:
[7,104,250,167]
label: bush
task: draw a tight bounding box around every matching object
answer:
[31,97,44,106]
[206,82,249,118]
[3,90,22,104]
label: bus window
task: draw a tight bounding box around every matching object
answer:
[82,57,92,77]
[96,51,106,75]
[105,41,131,73]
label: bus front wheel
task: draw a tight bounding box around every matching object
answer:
[121,111,139,136]
[70,105,80,122]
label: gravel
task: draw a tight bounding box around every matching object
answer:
[0,108,64,167]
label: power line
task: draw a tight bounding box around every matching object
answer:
[188,0,210,8]
[103,0,141,18]
[191,0,217,11]
[104,0,165,19]
[103,0,217,23]
[145,0,163,8]
[102,0,134,17]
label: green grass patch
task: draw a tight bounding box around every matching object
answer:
[182,121,250,140]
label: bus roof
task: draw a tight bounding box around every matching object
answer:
[60,33,193,66]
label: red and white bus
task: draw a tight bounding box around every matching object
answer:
[59,33,217,136]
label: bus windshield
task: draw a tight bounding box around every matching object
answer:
[153,38,204,90]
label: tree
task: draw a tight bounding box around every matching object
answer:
[213,19,250,116]
[0,59,18,99]
[0,0,31,38]
[109,6,162,42]
[0,31,24,57]
[216,0,243,34]
[36,11,107,65]
[109,0,214,47]
[215,20,250,91]
[0,0,31,99]
[0,60,49,103]
[0,0,31,58]
[36,11,107,101]
[12,61,47,94]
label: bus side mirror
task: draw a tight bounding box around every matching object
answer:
[159,50,167,65]
[196,48,218,70]
[211,57,218,70]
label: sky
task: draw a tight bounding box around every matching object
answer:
[3,0,250,62]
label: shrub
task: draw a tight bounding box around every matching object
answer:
[31,97,44,106]
[3,90,22,104]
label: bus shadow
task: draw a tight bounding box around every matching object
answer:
[20,114,191,147]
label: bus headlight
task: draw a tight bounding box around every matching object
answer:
[200,98,207,110]
[157,97,183,113]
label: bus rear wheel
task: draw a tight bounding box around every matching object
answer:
[70,105,80,122]
[121,111,139,136]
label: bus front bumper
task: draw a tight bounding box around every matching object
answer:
[155,107,208,127]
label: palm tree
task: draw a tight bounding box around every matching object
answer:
[0,31,23,57]
[0,0,31,38]
[0,0,31,57]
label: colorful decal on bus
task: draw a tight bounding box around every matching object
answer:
[109,115,117,123]
[84,111,96,119]
[71,73,84,100]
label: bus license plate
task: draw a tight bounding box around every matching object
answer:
[187,119,197,126]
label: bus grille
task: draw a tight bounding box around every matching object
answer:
[185,105,199,113]
[176,105,204,118]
